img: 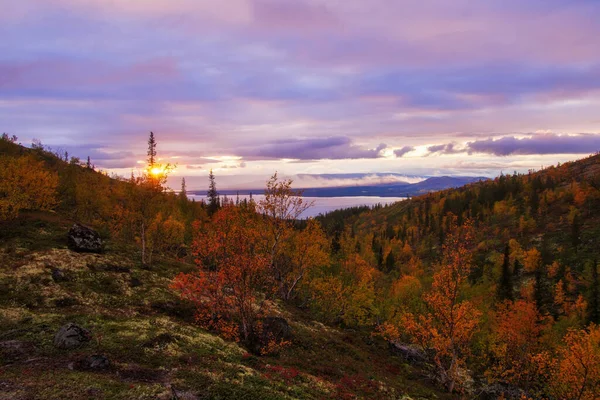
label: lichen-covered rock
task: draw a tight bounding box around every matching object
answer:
[68,224,103,253]
[53,323,91,349]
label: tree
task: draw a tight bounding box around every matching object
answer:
[399,218,482,393]
[488,300,547,389]
[549,325,600,400]
[274,219,329,301]
[385,250,396,273]
[497,243,514,301]
[147,131,157,168]
[257,173,314,300]
[588,261,599,324]
[207,169,219,215]
[0,155,59,220]
[172,205,272,345]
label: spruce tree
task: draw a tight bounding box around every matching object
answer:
[497,244,514,301]
[571,213,581,249]
[588,260,600,324]
[147,131,157,168]
[534,264,553,316]
[385,250,395,273]
[207,169,219,216]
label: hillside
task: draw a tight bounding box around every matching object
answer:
[317,152,600,398]
[2,135,599,399]
[0,137,451,400]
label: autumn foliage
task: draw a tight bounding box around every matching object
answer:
[172,204,271,343]
[0,154,58,220]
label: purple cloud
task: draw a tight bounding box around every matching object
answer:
[394,146,415,157]
[243,136,387,160]
[467,134,600,156]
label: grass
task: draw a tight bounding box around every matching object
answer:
[0,212,452,399]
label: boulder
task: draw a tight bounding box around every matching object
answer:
[53,323,91,349]
[51,268,68,282]
[68,224,103,253]
[130,277,142,287]
[248,316,291,355]
[389,342,427,364]
[261,317,291,341]
[74,354,110,371]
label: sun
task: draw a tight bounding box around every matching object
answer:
[150,166,163,176]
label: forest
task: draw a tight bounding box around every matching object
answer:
[1,132,599,399]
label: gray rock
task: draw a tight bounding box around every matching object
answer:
[53,323,91,349]
[51,268,67,282]
[389,342,427,364]
[76,354,110,370]
[68,224,103,253]
[249,316,291,355]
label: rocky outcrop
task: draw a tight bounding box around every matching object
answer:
[68,224,103,253]
[53,323,91,349]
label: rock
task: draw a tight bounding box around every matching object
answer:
[477,383,526,400]
[249,316,291,355]
[53,323,91,349]
[151,300,195,322]
[75,354,110,371]
[85,387,104,397]
[67,224,103,253]
[54,297,78,307]
[389,342,427,364]
[262,316,291,341]
[88,263,131,273]
[51,268,67,282]
[0,340,34,362]
[143,333,179,349]
[130,277,142,287]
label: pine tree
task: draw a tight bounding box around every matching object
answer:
[571,213,581,249]
[180,177,187,198]
[588,260,600,324]
[497,243,514,301]
[147,131,157,168]
[385,250,396,273]
[86,156,92,169]
[207,169,219,216]
[534,263,553,316]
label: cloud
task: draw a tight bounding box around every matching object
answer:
[242,136,387,160]
[394,146,415,157]
[466,134,600,156]
[293,173,425,188]
[427,143,463,155]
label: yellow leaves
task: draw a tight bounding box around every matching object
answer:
[0,154,58,220]
[524,248,542,273]
[550,324,600,400]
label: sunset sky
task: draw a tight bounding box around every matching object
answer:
[2,0,600,189]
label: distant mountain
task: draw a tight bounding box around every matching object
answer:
[189,176,487,198]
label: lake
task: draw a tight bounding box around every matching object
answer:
[187,195,406,218]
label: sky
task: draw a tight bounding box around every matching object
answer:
[2,0,600,189]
